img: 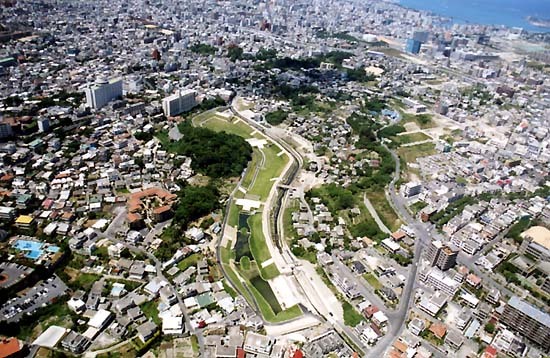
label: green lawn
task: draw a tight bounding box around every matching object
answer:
[177,253,202,272]
[366,190,402,231]
[200,115,257,139]
[190,335,199,353]
[248,213,273,265]
[409,201,428,214]
[220,244,232,264]
[363,273,382,290]
[140,300,161,325]
[239,256,251,270]
[70,273,101,291]
[227,201,240,227]
[342,301,363,327]
[397,142,437,164]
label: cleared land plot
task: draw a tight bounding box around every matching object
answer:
[177,253,202,272]
[392,132,431,145]
[342,301,363,327]
[397,142,437,164]
[400,112,436,129]
[363,273,382,290]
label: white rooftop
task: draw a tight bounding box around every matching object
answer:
[32,325,68,348]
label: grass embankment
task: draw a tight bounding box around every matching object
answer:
[247,144,288,201]
[366,190,402,232]
[203,113,301,322]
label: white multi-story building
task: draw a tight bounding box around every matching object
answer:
[162,89,196,117]
[422,267,461,296]
[84,77,123,109]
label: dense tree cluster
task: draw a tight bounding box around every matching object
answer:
[174,184,220,228]
[198,96,227,111]
[227,45,244,61]
[168,122,252,178]
[190,43,217,55]
[264,110,289,125]
[307,183,355,213]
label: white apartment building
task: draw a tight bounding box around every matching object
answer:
[162,89,197,117]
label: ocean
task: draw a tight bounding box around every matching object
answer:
[398,0,550,33]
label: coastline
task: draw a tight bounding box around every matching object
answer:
[395,0,550,33]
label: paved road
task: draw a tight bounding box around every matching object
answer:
[367,144,431,357]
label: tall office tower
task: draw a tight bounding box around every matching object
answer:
[412,30,430,43]
[405,38,421,54]
[426,240,458,271]
[37,118,50,132]
[84,77,123,109]
[162,89,197,117]
[0,120,13,139]
[500,296,550,351]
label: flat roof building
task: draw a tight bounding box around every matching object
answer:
[243,332,274,355]
[500,296,550,352]
[84,77,123,109]
[520,226,550,261]
[162,89,196,117]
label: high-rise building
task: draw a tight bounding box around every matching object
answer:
[37,118,50,132]
[402,182,422,197]
[426,240,458,271]
[0,121,13,139]
[500,296,550,351]
[412,31,429,43]
[84,77,123,109]
[405,39,421,54]
[162,89,197,117]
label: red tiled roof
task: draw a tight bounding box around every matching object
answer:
[236,347,246,358]
[0,337,21,358]
[482,345,498,358]
[429,323,447,339]
[292,350,304,358]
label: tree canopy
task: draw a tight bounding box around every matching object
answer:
[167,122,252,178]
